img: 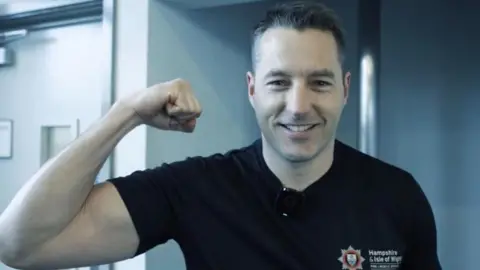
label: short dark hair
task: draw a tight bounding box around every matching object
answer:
[251,1,346,70]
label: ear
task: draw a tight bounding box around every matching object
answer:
[342,71,351,105]
[246,71,255,107]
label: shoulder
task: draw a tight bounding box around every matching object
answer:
[109,140,259,194]
[336,140,434,224]
[335,140,429,219]
[336,140,433,226]
[336,140,421,193]
[156,140,259,180]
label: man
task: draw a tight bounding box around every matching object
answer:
[0,1,441,269]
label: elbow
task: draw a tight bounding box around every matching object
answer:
[0,251,26,270]
[0,224,23,268]
[0,242,35,270]
[1,260,23,270]
[0,252,37,270]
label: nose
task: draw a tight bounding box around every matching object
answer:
[286,84,311,117]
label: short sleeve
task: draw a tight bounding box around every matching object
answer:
[108,158,199,256]
[401,174,442,269]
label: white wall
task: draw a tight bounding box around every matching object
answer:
[0,22,104,270]
[111,0,149,269]
[0,1,152,269]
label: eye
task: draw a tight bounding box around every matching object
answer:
[268,80,290,87]
[311,80,332,87]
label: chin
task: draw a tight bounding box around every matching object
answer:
[282,153,317,163]
[278,143,321,163]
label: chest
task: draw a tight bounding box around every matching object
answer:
[177,179,408,270]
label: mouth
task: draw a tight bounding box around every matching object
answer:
[279,123,318,132]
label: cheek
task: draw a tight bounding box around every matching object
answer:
[254,94,283,119]
[313,95,345,117]
[253,87,278,107]
[325,104,345,122]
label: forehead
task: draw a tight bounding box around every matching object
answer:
[255,28,341,75]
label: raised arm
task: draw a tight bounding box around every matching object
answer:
[0,79,201,269]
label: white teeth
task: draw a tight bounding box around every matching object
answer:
[284,124,315,132]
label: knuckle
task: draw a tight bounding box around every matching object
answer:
[172,78,189,88]
[172,77,184,83]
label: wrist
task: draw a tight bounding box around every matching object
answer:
[105,102,143,132]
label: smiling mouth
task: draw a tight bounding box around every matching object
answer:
[279,124,318,132]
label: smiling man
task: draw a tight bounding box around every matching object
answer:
[248,21,349,191]
[0,1,441,270]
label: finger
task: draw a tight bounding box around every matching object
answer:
[168,79,191,105]
[187,95,202,117]
[177,119,197,133]
[165,91,188,115]
[148,113,170,130]
[148,114,192,132]
[180,91,202,117]
[165,102,180,114]
[166,96,200,120]
[167,105,197,120]
[166,118,196,133]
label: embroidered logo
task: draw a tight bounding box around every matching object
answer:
[338,246,366,270]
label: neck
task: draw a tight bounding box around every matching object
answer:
[262,137,335,191]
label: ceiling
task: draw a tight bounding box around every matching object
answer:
[160,0,266,9]
[0,0,88,15]
[0,0,268,15]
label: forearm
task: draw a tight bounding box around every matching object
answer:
[0,103,140,259]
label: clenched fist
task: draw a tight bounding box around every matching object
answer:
[121,78,202,132]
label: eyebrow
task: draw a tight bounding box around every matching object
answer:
[264,68,336,79]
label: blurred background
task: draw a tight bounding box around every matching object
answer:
[0,0,478,269]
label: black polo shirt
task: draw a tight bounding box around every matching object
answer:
[109,139,442,270]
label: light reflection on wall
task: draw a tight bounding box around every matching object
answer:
[359,52,377,156]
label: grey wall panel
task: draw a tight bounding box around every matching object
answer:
[380,0,480,268]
